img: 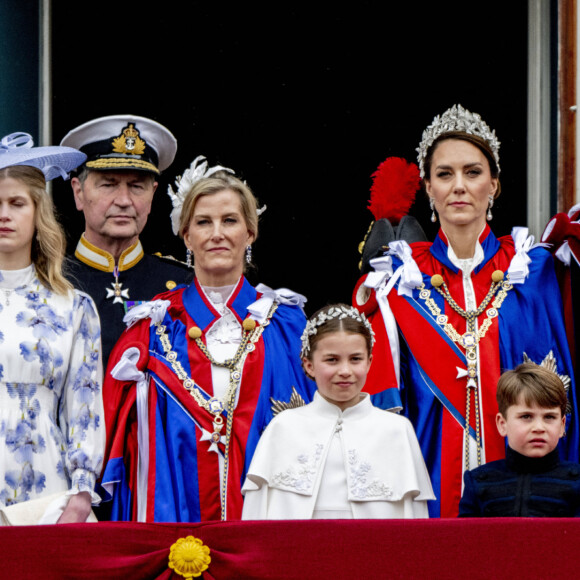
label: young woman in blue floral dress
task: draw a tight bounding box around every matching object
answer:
[0,133,104,524]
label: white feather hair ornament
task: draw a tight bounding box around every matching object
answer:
[167,155,234,235]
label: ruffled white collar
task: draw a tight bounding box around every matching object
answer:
[444,228,485,274]
[201,282,238,313]
[201,280,242,347]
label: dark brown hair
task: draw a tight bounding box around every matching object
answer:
[423,131,502,198]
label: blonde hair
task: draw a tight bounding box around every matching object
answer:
[178,170,259,241]
[0,166,73,295]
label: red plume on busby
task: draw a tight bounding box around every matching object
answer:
[367,157,421,223]
[357,156,426,275]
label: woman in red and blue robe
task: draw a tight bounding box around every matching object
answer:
[353,106,578,517]
[100,161,315,522]
[354,226,578,517]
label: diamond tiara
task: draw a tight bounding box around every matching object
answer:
[300,304,375,359]
[416,104,501,178]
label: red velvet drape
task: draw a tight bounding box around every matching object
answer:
[3,519,579,579]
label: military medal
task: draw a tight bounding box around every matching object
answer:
[106,266,130,304]
[199,414,226,453]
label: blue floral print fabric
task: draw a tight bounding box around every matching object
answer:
[0,265,104,507]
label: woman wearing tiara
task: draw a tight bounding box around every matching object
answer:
[353,105,578,518]
[0,133,103,524]
[101,157,315,522]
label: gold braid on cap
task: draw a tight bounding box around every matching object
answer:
[300,305,375,359]
[416,104,501,178]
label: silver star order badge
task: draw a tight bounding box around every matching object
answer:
[106,281,130,304]
[199,425,226,454]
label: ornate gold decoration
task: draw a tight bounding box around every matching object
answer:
[430,274,444,288]
[111,123,146,155]
[188,326,202,340]
[87,158,157,172]
[166,280,177,290]
[418,272,513,469]
[168,536,211,579]
[271,386,307,417]
[156,302,278,519]
[357,220,375,270]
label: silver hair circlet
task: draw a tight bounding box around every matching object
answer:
[300,305,375,359]
[416,104,501,178]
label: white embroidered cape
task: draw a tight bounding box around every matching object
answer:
[242,392,435,520]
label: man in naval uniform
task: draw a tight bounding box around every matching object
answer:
[61,114,193,368]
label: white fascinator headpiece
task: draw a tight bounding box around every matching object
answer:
[167,155,234,236]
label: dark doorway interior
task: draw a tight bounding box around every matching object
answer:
[50,3,527,315]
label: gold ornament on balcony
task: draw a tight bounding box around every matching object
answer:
[168,536,211,579]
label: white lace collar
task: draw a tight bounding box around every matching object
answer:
[201,280,243,347]
[201,282,238,314]
[445,228,485,274]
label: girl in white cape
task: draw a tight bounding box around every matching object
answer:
[241,303,435,519]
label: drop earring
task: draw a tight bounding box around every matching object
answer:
[245,245,252,264]
[186,248,193,268]
[429,198,437,223]
[487,196,494,221]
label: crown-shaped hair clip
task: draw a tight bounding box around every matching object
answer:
[416,104,501,178]
[300,304,375,359]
